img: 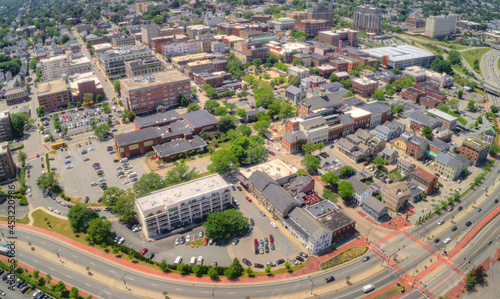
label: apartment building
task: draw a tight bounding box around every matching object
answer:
[141,23,159,45]
[348,177,373,206]
[381,182,410,212]
[353,6,382,35]
[460,137,490,166]
[294,20,330,37]
[318,29,358,47]
[119,70,191,114]
[410,167,438,195]
[434,151,470,180]
[162,40,202,55]
[124,57,162,77]
[231,39,270,63]
[98,46,152,76]
[406,18,425,28]
[4,87,28,105]
[306,5,333,25]
[0,142,16,181]
[351,78,378,97]
[37,79,70,112]
[427,109,458,131]
[136,174,232,238]
[0,111,12,142]
[186,25,211,39]
[425,15,457,39]
[288,66,310,79]
[40,54,92,81]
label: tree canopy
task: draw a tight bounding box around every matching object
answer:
[301,154,320,172]
[338,181,354,199]
[208,149,239,173]
[204,209,249,241]
[68,204,99,233]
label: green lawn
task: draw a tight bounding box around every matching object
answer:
[461,48,491,76]
[497,55,500,74]
[406,35,470,50]
[410,39,445,55]
[371,285,405,299]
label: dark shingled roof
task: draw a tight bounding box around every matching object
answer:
[248,171,278,192]
[363,195,389,214]
[134,111,182,129]
[182,110,218,129]
[153,135,207,158]
[262,184,301,213]
[114,127,160,147]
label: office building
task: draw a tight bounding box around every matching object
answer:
[185,25,211,39]
[433,151,470,180]
[353,6,382,35]
[360,45,436,70]
[0,142,16,181]
[162,40,202,55]
[425,15,458,39]
[306,5,333,25]
[268,18,296,31]
[351,78,377,97]
[124,57,163,77]
[98,46,152,76]
[37,79,70,112]
[112,36,136,48]
[294,20,330,37]
[406,18,424,28]
[136,174,232,238]
[141,23,159,45]
[318,29,358,47]
[231,39,270,63]
[3,87,28,106]
[0,111,12,142]
[427,109,458,131]
[119,70,191,114]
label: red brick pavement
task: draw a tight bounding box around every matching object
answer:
[3,222,370,283]
[493,249,500,266]
[0,255,92,298]
[448,205,500,259]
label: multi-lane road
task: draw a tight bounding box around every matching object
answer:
[481,49,500,106]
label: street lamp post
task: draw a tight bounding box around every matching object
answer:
[309,277,314,294]
[212,288,215,299]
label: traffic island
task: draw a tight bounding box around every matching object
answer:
[320,246,368,270]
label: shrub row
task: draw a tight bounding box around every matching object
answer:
[320,247,368,270]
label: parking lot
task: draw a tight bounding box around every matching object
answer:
[42,106,123,138]
[49,139,148,203]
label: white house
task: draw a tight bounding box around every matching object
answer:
[348,177,373,205]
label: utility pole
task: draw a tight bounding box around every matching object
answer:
[309,277,314,294]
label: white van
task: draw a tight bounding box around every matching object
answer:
[197,256,204,265]
[128,172,137,178]
[174,256,183,265]
[190,256,197,265]
[362,284,375,293]
[120,158,128,163]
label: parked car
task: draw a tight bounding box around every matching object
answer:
[325,276,335,283]
[140,248,148,255]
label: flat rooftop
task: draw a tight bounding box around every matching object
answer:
[136,174,229,216]
[346,107,371,118]
[120,70,189,90]
[37,79,67,95]
[241,160,296,182]
[360,45,435,62]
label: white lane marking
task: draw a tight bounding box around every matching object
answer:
[104,291,111,295]
[41,241,46,244]
[228,292,235,294]
[151,283,157,286]
[90,262,95,265]
[175,288,183,291]
[201,291,209,293]
[34,260,39,264]
[85,283,91,287]
[67,275,72,279]
[49,268,54,271]
[128,277,134,280]
[109,270,115,273]
[73,255,77,258]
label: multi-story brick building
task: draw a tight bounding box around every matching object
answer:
[406,136,429,160]
[329,60,349,72]
[306,5,334,25]
[410,167,438,195]
[0,111,12,142]
[413,82,447,102]
[351,78,377,97]
[427,109,458,131]
[119,70,191,114]
[231,40,270,63]
[381,182,411,211]
[185,25,211,39]
[112,36,136,48]
[407,111,443,132]
[37,79,70,112]
[0,142,16,181]
[136,174,232,238]
[4,88,28,105]
[401,87,426,103]
[459,137,490,166]
[124,57,162,77]
[294,20,330,37]
[406,18,424,28]
[318,29,358,47]
[151,36,187,53]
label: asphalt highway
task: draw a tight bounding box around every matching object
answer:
[481,49,500,106]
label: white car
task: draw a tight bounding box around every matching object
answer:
[89,148,95,151]
[90,182,98,186]
[98,177,106,182]
[60,202,66,207]
[29,193,32,197]
[48,207,53,211]
[270,222,278,228]
[186,235,191,242]
[118,237,125,244]
[133,226,141,232]
[66,165,73,169]
[123,180,129,184]
[54,210,61,214]
[443,238,451,244]
[175,238,180,245]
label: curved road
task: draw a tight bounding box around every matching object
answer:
[481,49,500,106]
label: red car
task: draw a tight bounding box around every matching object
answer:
[48,157,55,160]
[254,239,258,246]
[269,151,275,156]
[324,153,329,157]
[363,162,369,166]
[246,196,252,202]
[36,154,40,158]
[204,237,208,246]
[140,248,148,255]
[269,234,274,243]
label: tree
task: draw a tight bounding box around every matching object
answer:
[301,154,320,172]
[112,190,136,224]
[467,100,476,111]
[372,89,385,101]
[278,103,295,120]
[208,149,239,173]
[36,171,60,193]
[287,75,301,87]
[94,124,110,139]
[95,94,104,103]
[447,50,461,65]
[204,209,249,241]
[164,162,198,185]
[252,58,263,68]
[458,90,463,99]
[338,181,355,199]
[254,87,275,108]
[236,108,246,119]
[301,142,318,154]
[204,99,220,114]
[133,172,165,195]
[430,55,453,75]
[236,124,252,137]
[87,218,112,244]
[373,157,388,168]
[489,144,500,157]
[29,58,38,70]
[477,115,483,123]
[215,106,228,116]
[321,172,339,187]
[246,266,254,277]
[217,115,238,133]
[11,113,31,139]
[292,59,304,67]
[179,94,190,107]
[338,166,355,178]
[390,68,402,75]
[421,125,434,139]
[253,120,270,136]
[385,85,396,96]
[491,105,499,114]
[187,103,201,112]
[113,80,121,94]
[237,91,248,99]
[36,106,46,117]
[82,93,94,103]
[67,204,99,233]
[323,189,338,203]
[329,74,339,82]
[265,266,272,275]
[17,150,27,165]
[207,267,219,279]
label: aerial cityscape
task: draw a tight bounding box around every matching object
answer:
[0,0,500,298]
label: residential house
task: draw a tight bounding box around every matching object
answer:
[348,177,373,206]
[433,151,470,180]
[378,147,398,164]
[397,158,416,177]
[381,182,411,212]
[410,167,438,195]
[406,136,429,160]
[362,195,389,222]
